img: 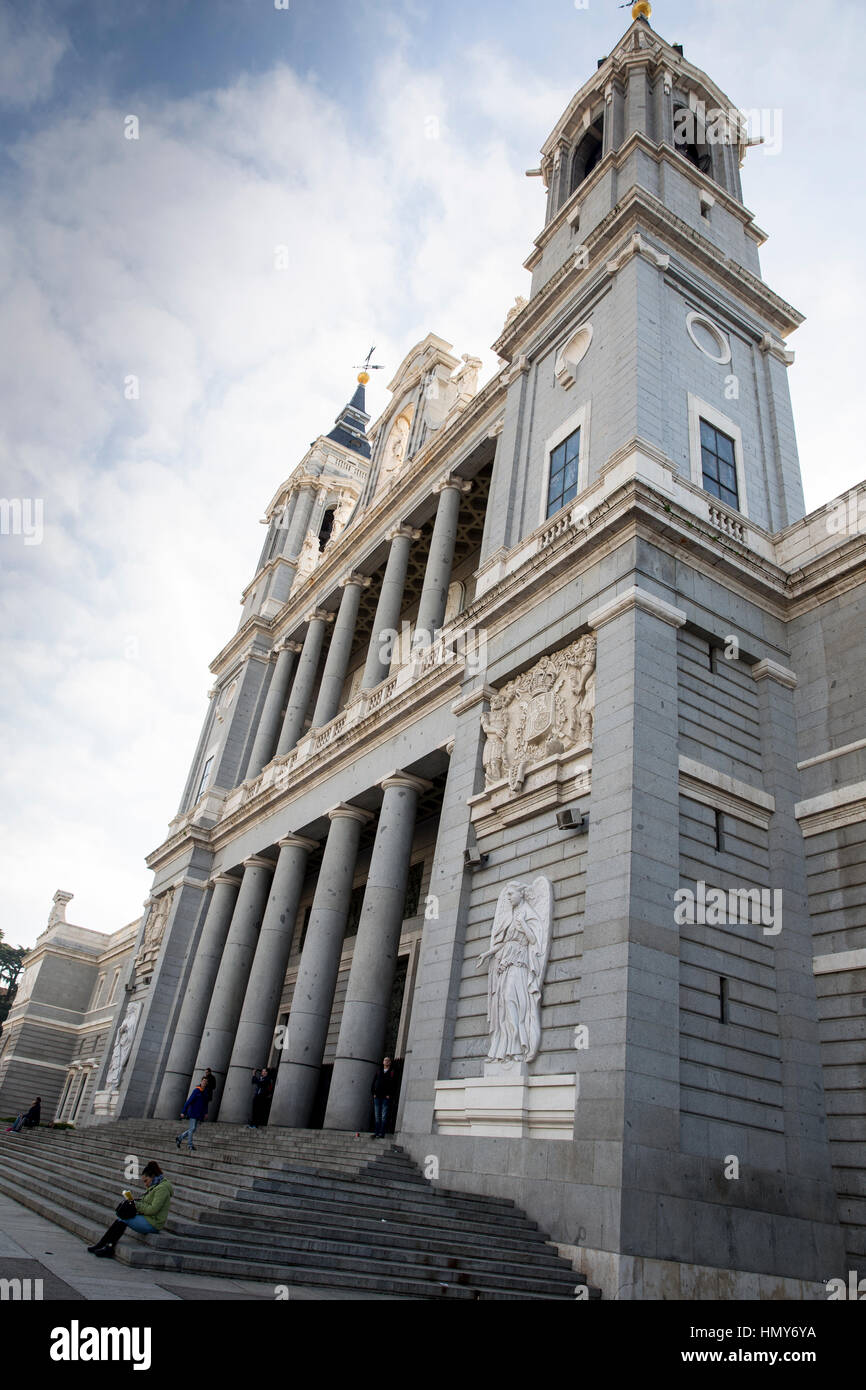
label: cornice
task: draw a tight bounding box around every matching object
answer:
[145,825,214,875]
[502,170,794,364]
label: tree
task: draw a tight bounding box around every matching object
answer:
[0,928,27,1028]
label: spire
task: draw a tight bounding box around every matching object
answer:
[325,371,372,459]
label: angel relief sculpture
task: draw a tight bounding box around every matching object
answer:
[477,878,552,1064]
[104,1001,142,1091]
[481,634,596,792]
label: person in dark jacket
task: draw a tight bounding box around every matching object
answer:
[370,1058,398,1138]
[176,1083,208,1151]
[200,1069,216,1116]
[7,1097,40,1133]
[87,1160,173,1257]
[247,1068,273,1129]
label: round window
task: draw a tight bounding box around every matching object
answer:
[686,311,731,365]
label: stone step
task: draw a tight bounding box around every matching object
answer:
[169,1205,573,1275]
[21,1131,538,1229]
[0,1125,597,1299]
[0,1165,584,1300]
[0,1143,567,1277]
[0,1138,546,1251]
[241,1169,537,1225]
[136,1223,578,1294]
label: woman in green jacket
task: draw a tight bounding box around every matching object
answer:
[87,1160,173,1258]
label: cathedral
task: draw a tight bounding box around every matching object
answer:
[2,3,864,1299]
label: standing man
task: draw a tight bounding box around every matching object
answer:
[370,1057,398,1139]
[201,1069,216,1117]
[247,1067,273,1129]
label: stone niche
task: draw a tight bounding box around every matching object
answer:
[468,633,595,838]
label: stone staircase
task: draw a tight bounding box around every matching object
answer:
[0,1121,598,1300]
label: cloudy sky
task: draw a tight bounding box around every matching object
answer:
[1,0,862,949]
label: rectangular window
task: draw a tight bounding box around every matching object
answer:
[699,418,739,510]
[196,755,214,802]
[546,427,581,519]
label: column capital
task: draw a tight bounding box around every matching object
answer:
[379,769,433,794]
[293,473,320,492]
[242,855,275,872]
[303,607,336,626]
[339,571,371,591]
[385,523,421,543]
[327,803,374,824]
[751,659,798,689]
[587,585,687,632]
[210,872,242,887]
[278,833,319,852]
[433,473,472,496]
[276,637,304,654]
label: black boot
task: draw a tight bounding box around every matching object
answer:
[88,1220,126,1255]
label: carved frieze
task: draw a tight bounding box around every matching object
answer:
[135,888,174,974]
[481,634,596,792]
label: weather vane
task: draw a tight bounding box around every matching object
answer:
[354,346,384,385]
[620,0,652,17]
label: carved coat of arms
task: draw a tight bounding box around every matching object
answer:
[481,634,596,792]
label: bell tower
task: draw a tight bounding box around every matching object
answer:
[481,0,804,585]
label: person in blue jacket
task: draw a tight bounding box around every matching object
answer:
[176,1082,207,1152]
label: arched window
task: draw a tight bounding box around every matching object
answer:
[673,103,712,174]
[569,118,604,196]
[317,507,336,550]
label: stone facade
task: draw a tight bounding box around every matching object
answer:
[0,893,138,1122]
[21,11,866,1297]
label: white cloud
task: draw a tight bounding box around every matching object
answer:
[0,50,538,947]
[0,7,67,111]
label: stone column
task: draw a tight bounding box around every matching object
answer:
[361,524,420,689]
[218,834,318,1122]
[275,609,333,755]
[244,639,302,779]
[325,772,430,1130]
[413,476,470,650]
[191,855,275,1114]
[310,573,370,729]
[269,805,372,1128]
[154,873,241,1118]
[283,480,318,559]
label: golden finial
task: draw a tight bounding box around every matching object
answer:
[632,0,652,19]
[353,347,383,387]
